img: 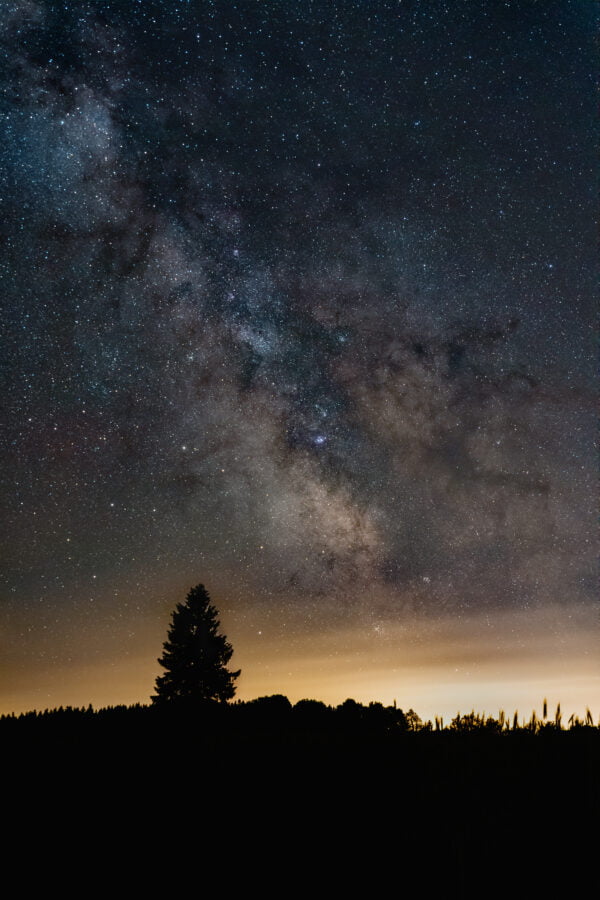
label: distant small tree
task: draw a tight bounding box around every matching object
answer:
[404,708,423,731]
[152,584,240,705]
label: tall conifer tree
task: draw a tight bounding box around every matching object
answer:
[153,584,240,704]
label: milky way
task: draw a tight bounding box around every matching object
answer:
[1,1,596,714]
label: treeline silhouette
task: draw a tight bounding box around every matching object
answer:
[0,694,600,734]
[2,695,598,754]
[2,694,597,733]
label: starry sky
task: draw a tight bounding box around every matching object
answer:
[1,0,597,719]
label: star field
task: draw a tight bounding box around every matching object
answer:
[0,1,597,716]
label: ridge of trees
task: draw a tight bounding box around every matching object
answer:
[0,696,596,733]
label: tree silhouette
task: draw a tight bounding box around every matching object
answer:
[152,584,240,705]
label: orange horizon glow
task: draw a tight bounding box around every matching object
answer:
[3,602,598,724]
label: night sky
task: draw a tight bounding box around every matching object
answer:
[1,0,597,718]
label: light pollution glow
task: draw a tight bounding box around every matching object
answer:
[3,602,597,724]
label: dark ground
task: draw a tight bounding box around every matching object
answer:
[2,700,597,894]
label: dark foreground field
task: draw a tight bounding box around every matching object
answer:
[3,699,597,893]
